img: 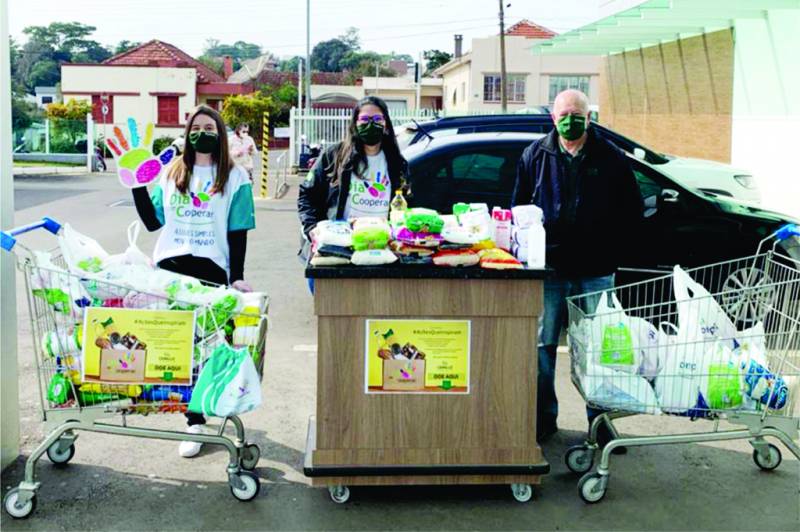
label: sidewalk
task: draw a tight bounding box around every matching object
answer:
[12,165,89,176]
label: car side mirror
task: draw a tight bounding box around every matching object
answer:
[660,189,680,204]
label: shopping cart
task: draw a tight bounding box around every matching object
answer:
[564,224,800,503]
[1,218,269,518]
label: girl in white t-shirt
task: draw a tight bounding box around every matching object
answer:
[132,105,255,458]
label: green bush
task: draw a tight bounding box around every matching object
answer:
[153,136,176,155]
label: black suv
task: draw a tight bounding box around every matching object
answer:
[402,132,800,282]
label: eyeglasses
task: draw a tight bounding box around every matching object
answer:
[357,114,385,124]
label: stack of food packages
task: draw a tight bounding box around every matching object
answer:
[308,203,525,269]
[39,223,267,410]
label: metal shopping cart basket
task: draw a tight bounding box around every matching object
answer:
[1,218,269,518]
[564,224,800,504]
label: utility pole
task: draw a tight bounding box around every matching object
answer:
[375,62,380,95]
[498,0,508,113]
[305,0,311,112]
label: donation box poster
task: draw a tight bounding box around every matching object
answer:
[365,319,470,394]
[82,308,195,385]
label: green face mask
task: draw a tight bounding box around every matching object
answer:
[356,121,385,146]
[188,131,219,154]
[555,114,587,141]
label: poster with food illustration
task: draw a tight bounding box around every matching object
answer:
[82,308,195,385]
[365,319,470,394]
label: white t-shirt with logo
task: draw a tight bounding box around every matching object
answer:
[150,164,255,275]
[342,151,391,221]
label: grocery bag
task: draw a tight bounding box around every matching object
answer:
[591,292,642,373]
[582,360,661,414]
[105,221,153,269]
[673,265,737,347]
[188,344,261,417]
[58,223,111,274]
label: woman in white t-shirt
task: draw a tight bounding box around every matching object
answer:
[297,96,407,266]
[132,104,256,458]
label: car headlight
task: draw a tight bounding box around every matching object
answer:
[734,174,756,189]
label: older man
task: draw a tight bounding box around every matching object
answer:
[512,89,643,448]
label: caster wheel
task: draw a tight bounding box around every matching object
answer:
[329,485,350,504]
[46,441,75,467]
[578,472,607,504]
[229,471,260,502]
[240,444,261,470]
[753,444,782,471]
[565,445,594,474]
[510,483,533,503]
[4,488,36,519]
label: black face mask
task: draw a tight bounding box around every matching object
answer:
[356,122,384,146]
[188,131,219,154]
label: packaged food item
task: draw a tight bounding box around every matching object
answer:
[393,227,443,248]
[389,241,436,257]
[310,254,350,266]
[526,220,546,268]
[404,208,444,234]
[511,225,528,262]
[479,248,524,270]
[432,249,480,267]
[491,207,513,251]
[141,385,192,403]
[440,243,473,250]
[512,204,544,229]
[47,373,72,405]
[351,249,398,266]
[316,245,354,259]
[314,220,353,247]
[399,255,434,265]
[80,383,143,398]
[471,239,497,251]
[352,217,391,251]
[389,189,408,226]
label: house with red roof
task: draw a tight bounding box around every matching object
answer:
[433,20,600,114]
[60,40,249,137]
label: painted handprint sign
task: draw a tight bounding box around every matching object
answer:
[106,118,176,188]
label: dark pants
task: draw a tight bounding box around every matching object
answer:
[538,274,614,433]
[158,255,228,427]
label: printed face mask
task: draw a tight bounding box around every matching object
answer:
[356,121,385,146]
[555,114,587,141]
[189,131,219,154]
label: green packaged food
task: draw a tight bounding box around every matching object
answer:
[47,373,71,405]
[352,227,390,251]
[404,208,444,234]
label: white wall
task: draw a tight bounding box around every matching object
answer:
[61,65,196,138]
[732,10,800,218]
[440,62,471,114]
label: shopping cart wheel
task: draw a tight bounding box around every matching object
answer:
[240,444,261,470]
[328,485,350,504]
[3,488,36,519]
[565,445,594,474]
[510,483,533,503]
[46,441,75,467]
[752,444,782,471]
[229,471,260,502]
[578,472,608,504]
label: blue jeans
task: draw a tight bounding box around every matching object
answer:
[538,274,614,432]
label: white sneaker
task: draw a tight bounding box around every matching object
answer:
[179,425,208,458]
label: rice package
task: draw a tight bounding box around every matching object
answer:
[315,220,353,247]
[404,208,444,234]
[389,241,436,257]
[432,249,480,267]
[393,227,443,248]
[310,254,350,266]
[351,249,398,266]
[479,248,524,270]
[352,217,391,251]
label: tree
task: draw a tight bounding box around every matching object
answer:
[45,99,93,152]
[266,83,298,125]
[114,40,141,55]
[11,95,40,130]
[423,49,453,74]
[278,56,303,73]
[310,38,352,72]
[221,92,273,143]
[339,27,360,50]
[197,55,224,76]
[202,39,264,70]
[392,53,414,63]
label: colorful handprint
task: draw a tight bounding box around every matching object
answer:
[106,118,176,188]
[189,180,215,209]
[367,170,390,198]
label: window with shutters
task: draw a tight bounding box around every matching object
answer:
[157,96,180,125]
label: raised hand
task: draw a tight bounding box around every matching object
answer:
[106,118,176,188]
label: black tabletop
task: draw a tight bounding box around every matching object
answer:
[306,264,551,280]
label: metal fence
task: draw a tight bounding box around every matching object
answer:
[13,119,88,155]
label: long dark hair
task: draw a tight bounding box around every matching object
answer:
[167,105,233,195]
[331,96,404,186]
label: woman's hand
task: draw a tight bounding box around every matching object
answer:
[232,280,253,293]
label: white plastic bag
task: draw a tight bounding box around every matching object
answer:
[582,360,661,415]
[58,223,111,274]
[105,221,153,269]
[673,265,737,347]
[314,220,353,247]
[351,249,398,266]
[591,292,642,373]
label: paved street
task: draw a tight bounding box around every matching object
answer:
[2,165,798,531]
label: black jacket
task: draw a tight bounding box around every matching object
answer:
[511,127,643,277]
[297,142,406,258]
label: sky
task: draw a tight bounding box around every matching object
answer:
[8,0,600,60]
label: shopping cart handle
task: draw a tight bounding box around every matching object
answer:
[775,223,800,242]
[0,217,62,252]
